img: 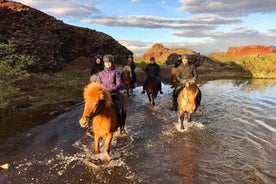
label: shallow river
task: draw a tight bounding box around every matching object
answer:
[0,79,275,184]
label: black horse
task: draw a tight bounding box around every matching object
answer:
[144,74,161,106]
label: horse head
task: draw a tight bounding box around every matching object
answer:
[123,65,132,78]
[178,80,201,128]
[79,82,113,127]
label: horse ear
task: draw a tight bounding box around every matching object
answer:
[185,81,190,87]
[103,90,113,108]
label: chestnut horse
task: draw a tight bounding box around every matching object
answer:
[144,74,160,106]
[122,65,134,96]
[177,80,201,129]
[79,82,127,154]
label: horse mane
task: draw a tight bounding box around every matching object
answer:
[123,65,132,78]
[83,82,113,108]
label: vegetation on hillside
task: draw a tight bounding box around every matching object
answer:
[209,52,276,78]
[0,41,33,109]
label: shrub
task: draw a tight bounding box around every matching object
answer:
[0,41,33,109]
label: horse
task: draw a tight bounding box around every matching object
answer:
[144,74,160,106]
[177,80,201,129]
[171,68,179,88]
[79,82,127,155]
[122,65,134,96]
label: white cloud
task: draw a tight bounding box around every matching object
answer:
[17,0,100,17]
[178,0,276,17]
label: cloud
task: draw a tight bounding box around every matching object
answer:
[119,26,276,56]
[17,0,100,17]
[82,14,241,30]
[178,0,276,17]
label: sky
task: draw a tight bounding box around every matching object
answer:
[16,0,276,56]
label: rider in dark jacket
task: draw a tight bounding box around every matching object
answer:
[90,55,104,82]
[171,54,202,114]
[174,54,182,68]
[122,54,137,85]
[142,57,163,94]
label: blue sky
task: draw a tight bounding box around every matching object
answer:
[16,0,276,56]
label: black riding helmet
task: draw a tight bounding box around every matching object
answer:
[94,55,102,60]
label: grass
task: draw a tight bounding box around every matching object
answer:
[208,52,276,78]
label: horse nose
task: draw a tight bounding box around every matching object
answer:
[79,119,88,128]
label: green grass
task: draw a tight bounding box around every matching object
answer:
[208,53,276,78]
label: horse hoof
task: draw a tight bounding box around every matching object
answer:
[120,129,127,136]
[86,129,94,137]
[196,107,203,115]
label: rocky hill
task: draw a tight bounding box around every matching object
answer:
[0,0,132,72]
[142,43,195,61]
[227,45,276,56]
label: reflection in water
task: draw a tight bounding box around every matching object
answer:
[0,79,275,183]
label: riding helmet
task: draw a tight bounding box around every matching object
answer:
[103,54,114,63]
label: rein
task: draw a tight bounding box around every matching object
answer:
[85,100,104,125]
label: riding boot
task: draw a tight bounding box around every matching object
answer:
[195,89,203,115]
[120,108,127,135]
[171,90,178,111]
[171,86,184,111]
[141,84,145,93]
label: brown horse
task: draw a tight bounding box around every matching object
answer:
[171,68,179,88]
[177,80,201,129]
[79,82,127,155]
[122,65,134,96]
[144,74,160,106]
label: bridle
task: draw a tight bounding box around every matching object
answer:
[85,99,105,125]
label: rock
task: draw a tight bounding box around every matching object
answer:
[0,1,132,72]
[227,45,276,56]
[142,43,195,61]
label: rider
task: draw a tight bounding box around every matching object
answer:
[96,54,127,135]
[122,54,137,86]
[171,54,202,114]
[90,55,104,82]
[141,57,163,94]
[174,54,182,68]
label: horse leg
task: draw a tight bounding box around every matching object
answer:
[105,133,113,154]
[152,97,155,106]
[187,112,192,122]
[94,134,100,154]
[179,111,185,129]
[147,93,151,103]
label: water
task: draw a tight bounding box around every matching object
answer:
[0,79,275,183]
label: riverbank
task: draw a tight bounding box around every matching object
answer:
[0,55,272,115]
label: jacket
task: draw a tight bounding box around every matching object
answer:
[176,63,198,83]
[90,62,104,75]
[96,66,122,93]
[145,63,160,76]
[123,60,136,72]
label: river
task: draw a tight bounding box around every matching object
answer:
[0,79,275,184]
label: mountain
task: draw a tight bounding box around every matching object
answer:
[0,0,132,72]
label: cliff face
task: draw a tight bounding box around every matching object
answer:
[227,45,276,56]
[0,0,132,72]
[142,43,195,61]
